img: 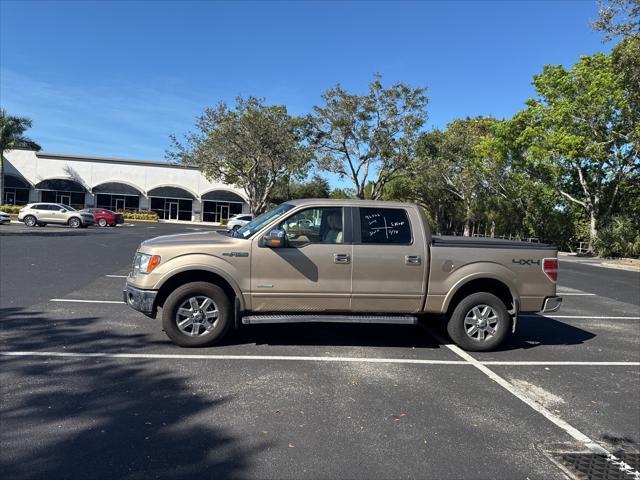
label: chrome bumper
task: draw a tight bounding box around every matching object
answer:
[123,284,158,317]
[542,296,562,313]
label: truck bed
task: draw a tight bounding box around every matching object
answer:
[432,236,555,250]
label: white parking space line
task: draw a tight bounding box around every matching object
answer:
[50,299,124,304]
[420,325,640,479]
[0,351,468,365]
[556,287,596,296]
[482,361,640,366]
[105,275,128,278]
[1,351,637,367]
[521,314,640,320]
[557,293,596,296]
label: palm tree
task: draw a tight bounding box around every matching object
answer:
[0,109,41,204]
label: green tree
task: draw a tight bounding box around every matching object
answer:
[329,187,355,199]
[503,51,639,250]
[593,0,639,40]
[411,118,499,236]
[269,174,331,204]
[167,97,312,215]
[0,109,41,205]
[310,74,428,200]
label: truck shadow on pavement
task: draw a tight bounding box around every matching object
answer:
[493,314,596,351]
[423,314,596,351]
[0,307,268,480]
[220,315,595,352]
[223,323,443,350]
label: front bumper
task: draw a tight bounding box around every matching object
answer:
[541,296,563,313]
[123,283,158,317]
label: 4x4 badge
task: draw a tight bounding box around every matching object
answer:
[512,258,541,266]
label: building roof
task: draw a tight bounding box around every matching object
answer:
[284,198,417,208]
[36,151,199,170]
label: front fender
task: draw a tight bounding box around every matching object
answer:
[150,253,247,310]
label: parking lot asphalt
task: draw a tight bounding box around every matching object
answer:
[1,221,639,479]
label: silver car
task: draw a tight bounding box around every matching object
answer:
[0,211,11,225]
[17,203,96,228]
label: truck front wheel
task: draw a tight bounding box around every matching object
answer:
[162,282,231,347]
[447,292,511,352]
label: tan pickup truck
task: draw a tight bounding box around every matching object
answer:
[124,199,561,351]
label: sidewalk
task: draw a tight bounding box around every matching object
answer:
[558,252,640,272]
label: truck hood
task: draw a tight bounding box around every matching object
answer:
[141,231,238,249]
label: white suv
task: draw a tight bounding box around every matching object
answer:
[18,203,96,228]
[227,214,253,231]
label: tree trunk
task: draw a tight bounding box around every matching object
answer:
[463,199,471,237]
[490,221,495,238]
[588,210,598,252]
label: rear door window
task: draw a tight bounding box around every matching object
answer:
[359,208,412,244]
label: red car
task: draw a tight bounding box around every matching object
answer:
[81,208,125,227]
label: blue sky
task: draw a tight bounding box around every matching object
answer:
[1,0,609,171]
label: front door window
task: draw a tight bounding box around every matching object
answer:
[217,204,229,223]
[168,202,179,220]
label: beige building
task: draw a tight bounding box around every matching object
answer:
[3,149,249,222]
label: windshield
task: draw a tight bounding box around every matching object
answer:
[235,203,294,238]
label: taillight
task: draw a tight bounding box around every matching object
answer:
[543,258,558,282]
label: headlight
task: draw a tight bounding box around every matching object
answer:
[132,252,161,275]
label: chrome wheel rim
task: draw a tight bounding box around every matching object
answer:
[25,217,36,227]
[175,296,219,337]
[464,304,498,341]
[70,218,80,228]
[98,218,107,227]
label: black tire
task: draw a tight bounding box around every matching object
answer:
[446,292,511,352]
[24,215,37,227]
[232,225,241,231]
[98,218,107,227]
[162,282,231,347]
[68,217,81,228]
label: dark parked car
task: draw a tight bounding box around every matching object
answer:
[81,208,125,227]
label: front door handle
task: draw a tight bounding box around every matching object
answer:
[405,255,421,265]
[334,253,351,264]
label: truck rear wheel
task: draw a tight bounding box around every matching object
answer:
[162,281,231,347]
[447,292,511,352]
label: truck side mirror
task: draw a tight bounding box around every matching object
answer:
[263,228,286,248]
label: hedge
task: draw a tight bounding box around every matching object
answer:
[0,205,22,214]
[116,209,159,221]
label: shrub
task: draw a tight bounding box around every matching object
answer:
[593,216,640,258]
[118,209,159,221]
[220,218,229,226]
[0,205,22,214]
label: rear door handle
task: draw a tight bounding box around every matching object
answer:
[405,255,421,265]
[334,253,351,264]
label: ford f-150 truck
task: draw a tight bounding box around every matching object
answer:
[124,199,561,351]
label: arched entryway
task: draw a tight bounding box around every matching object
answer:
[3,175,31,205]
[93,181,143,211]
[201,190,246,223]
[34,178,87,210]
[147,186,195,221]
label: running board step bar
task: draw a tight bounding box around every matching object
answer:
[242,314,418,325]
